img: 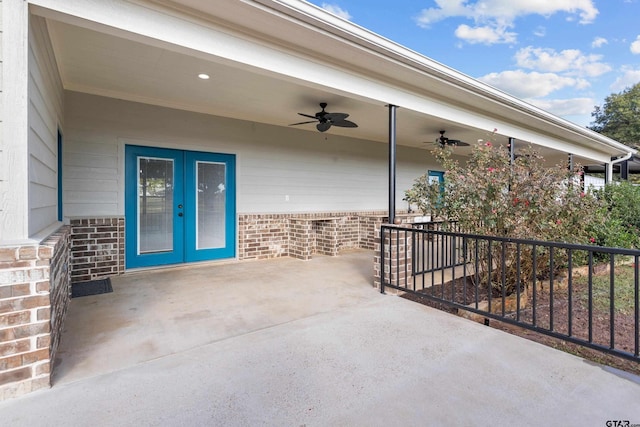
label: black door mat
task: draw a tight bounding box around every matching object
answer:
[71,278,113,298]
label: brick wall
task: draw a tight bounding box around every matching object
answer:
[0,225,71,400]
[359,215,386,250]
[45,228,71,365]
[340,216,361,250]
[238,214,289,260]
[69,218,124,283]
[313,219,339,256]
[64,213,391,272]
[238,211,415,261]
[64,212,411,274]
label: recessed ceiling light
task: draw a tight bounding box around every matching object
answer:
[198,73,210,80]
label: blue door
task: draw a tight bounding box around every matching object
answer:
[428,170,445,207]
[428,170,445,187]
[125,146,236,268]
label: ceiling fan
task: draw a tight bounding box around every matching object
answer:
[435,130,469,147]
[289,102,358,133]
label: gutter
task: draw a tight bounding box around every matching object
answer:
[607,151,634,182]
[611,152,634,164]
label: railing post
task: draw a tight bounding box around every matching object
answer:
[380,226,386,294]
[388,104,397,225]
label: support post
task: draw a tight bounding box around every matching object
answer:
[567,153,575,189]
[388,104,398,225]
[508,137,515,192]
[567,153,574,171]
[621,160,629,181]
[509,137,515,164]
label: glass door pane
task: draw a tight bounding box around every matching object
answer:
[185,151,235,262]
[138,157,174,254]
[196,161,226,249]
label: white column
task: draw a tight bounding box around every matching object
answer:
[0,0,30,243]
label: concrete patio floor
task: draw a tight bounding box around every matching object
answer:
[1,249,640,426]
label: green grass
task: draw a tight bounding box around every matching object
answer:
[575,264,638,315]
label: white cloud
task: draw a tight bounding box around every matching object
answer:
[416,0,598,44]
[455,24,516,44]
[610,68,640,92]
[533,26,546,37]
[417,0,598,26]
[415,0,468,27]
[478,70,589,98]
[591,37,608,48]
[631,35,640,54]
[321,3,351,20]
[514,46,611,77]
[526,97,595,116]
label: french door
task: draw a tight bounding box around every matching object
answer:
[125,145,236,268]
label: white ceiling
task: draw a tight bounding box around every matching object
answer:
[45,18,494,153]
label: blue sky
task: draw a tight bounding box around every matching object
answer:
[306,0,640,127]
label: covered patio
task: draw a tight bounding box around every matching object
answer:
[1,251,638,425]
[1,0,637,401]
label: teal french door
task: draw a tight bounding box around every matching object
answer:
[125,145,236,268]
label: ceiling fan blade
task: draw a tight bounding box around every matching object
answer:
[445,140,469,147]
[317,121,332,132]
[325,112,349,121]
[297,113,318,120]
[331,119,358,128]
[289,120,318,126]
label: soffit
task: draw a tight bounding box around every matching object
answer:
[45,18,485,151]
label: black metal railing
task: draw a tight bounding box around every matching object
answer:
[380,223,640,363]
[411,221,467,275]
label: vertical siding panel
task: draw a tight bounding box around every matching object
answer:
[28,16,63,235]
[0,0,29,241]
[0,0,5,189]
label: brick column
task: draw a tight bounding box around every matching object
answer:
[289,219,313,260]
[0,226,71,400]
[373,223,413,291]
[315,219,340,256]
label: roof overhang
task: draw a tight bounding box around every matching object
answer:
[28,0,635,164]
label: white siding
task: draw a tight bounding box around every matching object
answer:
[0,0,4,190]
[63,140,119,216]
[64,91,437,217]
[584,175,605,192]
[28,16,63,235]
